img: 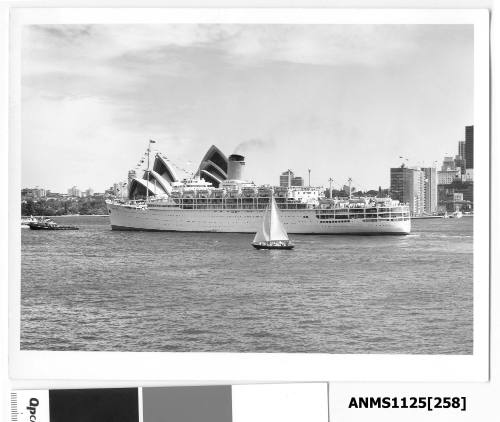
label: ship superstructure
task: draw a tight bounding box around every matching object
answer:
[106,143,411,234]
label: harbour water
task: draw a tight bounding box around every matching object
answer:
[21,217,473,354]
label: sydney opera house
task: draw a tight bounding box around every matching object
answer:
[128,145,244,199]
[109,144,411,234]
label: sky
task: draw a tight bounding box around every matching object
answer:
[21,24,473,192]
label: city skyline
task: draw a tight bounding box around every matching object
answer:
[22,24,473,192]
[21,128,472,197]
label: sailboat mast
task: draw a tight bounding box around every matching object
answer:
[269,194,273,240]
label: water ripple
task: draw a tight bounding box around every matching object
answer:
[21,216,473,354]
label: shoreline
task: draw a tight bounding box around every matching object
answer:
[22,214,109,218]
[22,214,473,219]
[411,215,473,220]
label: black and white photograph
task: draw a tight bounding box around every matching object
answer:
[9,8,490,382]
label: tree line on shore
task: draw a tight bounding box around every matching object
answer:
[21,187,392,216]
[21,197,108,216]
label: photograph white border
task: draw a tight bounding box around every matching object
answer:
[8,7,490,382]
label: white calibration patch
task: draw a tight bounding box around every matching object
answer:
[11,390,50,422]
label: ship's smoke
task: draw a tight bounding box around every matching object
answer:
[234,138,274,154]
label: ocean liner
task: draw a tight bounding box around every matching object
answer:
[106,143,411,234]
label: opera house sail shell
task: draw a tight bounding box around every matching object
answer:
[197,145,228,188]
[128,153,179,199]
[107,145,412,235]
[128,146,228,199]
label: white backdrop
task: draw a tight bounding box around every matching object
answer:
[1,1,498,422]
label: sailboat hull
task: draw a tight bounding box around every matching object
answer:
[252,243,294,250]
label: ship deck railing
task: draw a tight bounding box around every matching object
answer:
[112,197,410,217]
[144,200,410,220]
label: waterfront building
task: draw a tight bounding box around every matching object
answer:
[21,187,47,200]
[67,186,81,197]
[128,145,230,198]
[130,154,178,198]
[280,170,294,188]
[46,191,64,199]
[438,182,473,212]
[455,181,473,203]
[458,140,466,159]
[390,166,424,216]
[422,167,437,214]
[441,156,456,171]
[438,169,460,185]
[465,125,473,169]
[197,145,228,188]
[413,169,425,216]
[463,168,473,182]
[454,155,466,175]
[280,172,304,187]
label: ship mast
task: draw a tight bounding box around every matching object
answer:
[348,177,352,200]
[146,139,156,202]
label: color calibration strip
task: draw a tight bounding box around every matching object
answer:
[11,383,329,422]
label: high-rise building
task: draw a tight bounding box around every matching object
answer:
[280,170,294,187]
[441,156,456,171]
[438,169,460,185]
[465,125,473,169]
[390,166,425,216]
[422,167,437,214]
[413,169,425,216]
[458,140,466,159]
[454,155,466,174]
[67,186,81,197]
[291,176,304,187]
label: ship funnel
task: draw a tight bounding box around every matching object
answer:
[227,154,245,180]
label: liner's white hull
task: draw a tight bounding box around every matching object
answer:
[107,204,411,234]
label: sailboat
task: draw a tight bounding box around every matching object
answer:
[252,196,294,250]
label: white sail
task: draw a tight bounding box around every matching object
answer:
[269,197,289,241]
[253,205,270,243]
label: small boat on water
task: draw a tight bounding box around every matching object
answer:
[252,196,294,250]
[450,210,463,219]
[28,217,79,231]
[21,215,38,228]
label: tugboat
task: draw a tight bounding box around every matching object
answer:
[28,217,79,230]
[252,196,294,250]
[21,215,38,229]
